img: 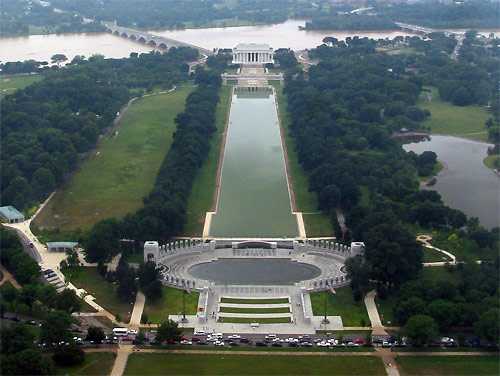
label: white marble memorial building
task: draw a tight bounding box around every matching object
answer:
[232,43,274,64]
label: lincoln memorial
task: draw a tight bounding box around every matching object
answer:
[232,43,274,64]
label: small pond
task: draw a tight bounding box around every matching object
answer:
[187,258,321,285]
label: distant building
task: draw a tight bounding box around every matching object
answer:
[0,206,25,223]
[46,242,78,252]
[232,43,274,65]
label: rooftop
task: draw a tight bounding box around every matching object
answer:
[234,43,273,51]
[0,206,24,220]
[46,242,78,248]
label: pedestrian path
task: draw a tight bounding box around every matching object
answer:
[365,290,387,336]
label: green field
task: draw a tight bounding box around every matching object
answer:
[396,356,500,376]
[275,85,332,237]
[124,353,386,375]
[1,75,43,97]
[184,85,232,236]
[310,287,370,327]
[422,247,452,263]
[218,317,292,324]
[418,266,462,285]
[418,87,491,141]
[61,267,134,323]
[375,295,396,326]
[220,297,289,304]
[55,352,116,376]
[142,286,199,323]
[483,154,499,172]
[219,307,290,314]
[34,87,194,233]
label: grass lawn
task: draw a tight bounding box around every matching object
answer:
[124,353,386,375]
[375,295,396,327]
[483,154,499,171]
[418,266,462,285]
[219,307,290,314]
[275,85,332,236]
[419,161,444,182]
[310,287,370,327]
[142,286,199,323]
[34,87,194,233]
[61,267,134,323]
[220,297,289,304]
[55,352,116,376]
[218,317,291,324]
[126,252,144,264]
[417,86,491,141]
[1,74,43,97]
[184,85,232,236]
[422,247,452,263]
[396,356,500,376]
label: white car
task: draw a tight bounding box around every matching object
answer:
[213,333,223,339]
[127,329,138,336]
[265,334,277,339]
[194,330,206,336]
[285,338,298,343]
[328,339,338,346]
[441,337,454,344]
[214,341,225,346]
[206,336,217,342]
[180,340,192,345]
[317,341,330,347]
[272,338,284,343]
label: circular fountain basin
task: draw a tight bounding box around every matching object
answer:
[187,258,321,285]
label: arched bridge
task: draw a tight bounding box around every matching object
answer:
[106,24,214,56]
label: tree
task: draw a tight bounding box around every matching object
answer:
[19,284,38,315]
[141,313,149,325]
[85,326,106,344]
[155,320,182,343]
[51,54,67,67]
[427,299,455,331]
[40,310,72,346]
[2,349,55,375]
[39,285,58,312]
[138,261,163,301]
[53,343,85,366]
[2,284,18,311]
[364,223,423,290]
[345,256,371,296]
[0,324,35,355]
[55,289,82,313]
[405,314,439,347]
[474,308,499,344]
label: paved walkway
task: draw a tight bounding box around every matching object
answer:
[129,292,146,329]
[110,344,133,376]
[416,234,457,266]
[376,348,400,376]
[0,265,22,289]
[365,290,387,336]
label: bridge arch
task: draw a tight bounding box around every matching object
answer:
[148,40,157,46]
[158,43,168,49]
[113,30,120,36]
[138,37,147,43]
[121,32,128,38]
[129,34,136,40]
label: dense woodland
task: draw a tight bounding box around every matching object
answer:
[0,49,197,212]
[283,32,499,343]
[52,0,315,29]
[305,0,499,30]
[0,0,105,36]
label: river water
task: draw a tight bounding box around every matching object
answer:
[403,135,499,229]
[4,19,497,63]
[209,87,299,238]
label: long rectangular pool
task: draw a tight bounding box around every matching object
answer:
[209,87,299,237]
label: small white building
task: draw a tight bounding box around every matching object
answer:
[46,242,78,252]
[232,43,274,65]
[0,206,24,223]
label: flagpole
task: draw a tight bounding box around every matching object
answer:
[183,287,186,321]
[322,284,330,325]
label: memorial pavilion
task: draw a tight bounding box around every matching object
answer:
[232,43,274,64]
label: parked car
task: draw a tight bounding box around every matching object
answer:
[272,342,283,347]
[180,340,192,345]
[214,341,225,346]
[240,337,250,343]
[317,341,330,347]
[382,341,391,348]
[132,339,144,345]
[441,337,454,344]
[301,342,313,347]
[194,330,206,336]
[167,340,178,345]
[355,339,366,345]
[265,334,276,339]
[128,329,138,336]
[288,342,298,347]
[197,341,208,346]
[150,340,160,345]
[256,341,267,347]
[228,334,241,340]
[229,342,240,347]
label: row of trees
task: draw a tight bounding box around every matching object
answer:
[1,49,197,212]
[84,69,222,263]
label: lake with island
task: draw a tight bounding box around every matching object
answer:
[403,135,499,229]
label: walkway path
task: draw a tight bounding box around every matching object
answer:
[376,348,401,376]
[364,290,387,336]
[129,292,146,329]
[416,234,457,266]
[110,344,133,376]
[0,264,22,289]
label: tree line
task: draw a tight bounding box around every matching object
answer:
[0,49,197,212]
